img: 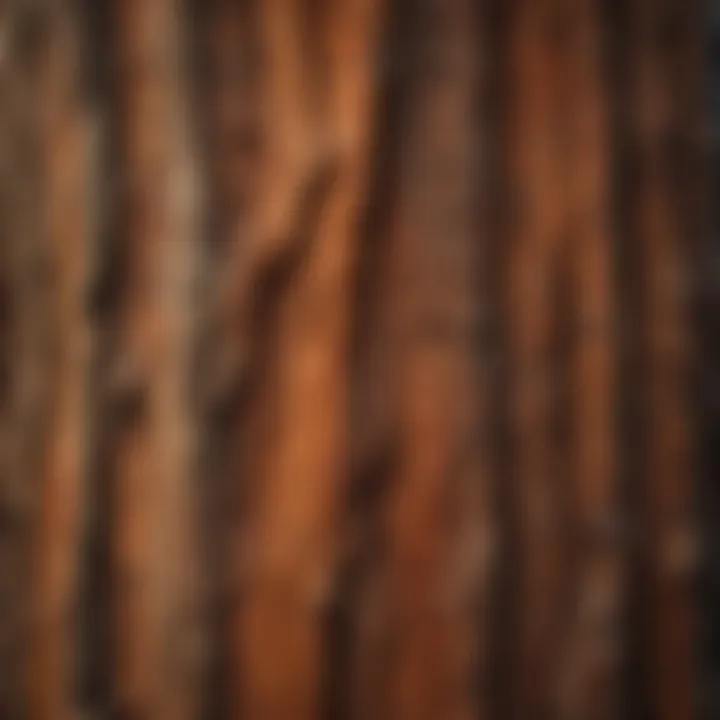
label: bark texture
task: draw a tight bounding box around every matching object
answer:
[102,0,201,717]
[625,1,701,718]
[0,0,708,718]
[30,4,91,719]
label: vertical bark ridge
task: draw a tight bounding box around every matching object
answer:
[0,2,52,715]
[382,0,489,717]
[627,1,701,718]
[554,1,620,717]
[234,1,383,718]
[30,4,91,718]
[107,0,201,717]
[506,1,566,716]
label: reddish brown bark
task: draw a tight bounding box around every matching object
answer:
[0,2,707,717]
[506,1,566,716]
[30,5,90,719]
[0,3,53,715]
[233,1,382,718]
[555,1,620,717]
[196,2,261,716]
[629,1,700,718]
[380,0,490,718]
[108,1,201,717]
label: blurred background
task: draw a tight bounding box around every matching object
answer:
[0,0,717,718]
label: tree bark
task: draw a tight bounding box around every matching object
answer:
[106,0,201,717]
[233,1,382,718]
[555,1,620,718]
[30,4,91,719]
[381,0,490,718]
[0,2,52,715]
[628,1,700,718]
[506,1,565,716]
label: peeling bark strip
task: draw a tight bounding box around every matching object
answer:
[108,0,200,717]
[555,1,619,718]
[506,1,565,716]
[234,1,383,718]
[30,5,90,720]
[383,0,488,718]
[629,1,699,718]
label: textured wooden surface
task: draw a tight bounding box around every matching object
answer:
[0,0,707,718]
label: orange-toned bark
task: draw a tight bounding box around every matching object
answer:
[233,1,383,718]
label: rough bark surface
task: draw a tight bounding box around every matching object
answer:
[380,0,490,718]
[626,1,700,718]
[0,1,707,718]
[506,2,566,715]
[30,4,91,719]
[231,1,383,718]
[103,1,201,717]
